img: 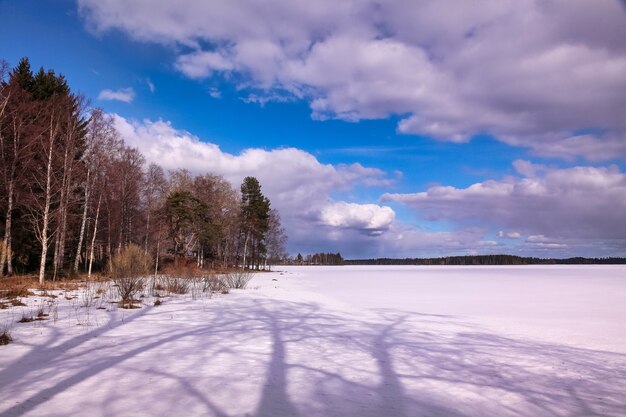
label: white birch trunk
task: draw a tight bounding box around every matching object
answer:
[88,193,102,278]
[0,180,13,276]
[73,170,90,272]
[154,238,160,279]
[38,119,57,284]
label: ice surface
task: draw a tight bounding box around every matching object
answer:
[1,265,625,416]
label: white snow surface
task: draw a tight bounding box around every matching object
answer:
[1,265,625,417]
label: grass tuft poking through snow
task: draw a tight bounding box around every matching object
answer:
[0,327,11,345]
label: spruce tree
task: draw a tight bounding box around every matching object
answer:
[239,176,270,269]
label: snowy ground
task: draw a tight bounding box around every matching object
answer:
[1,265,625,417]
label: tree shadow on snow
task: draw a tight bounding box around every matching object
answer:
[0,298,625,417]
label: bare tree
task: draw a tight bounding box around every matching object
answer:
[30,101,62,284]
[116,146,145,250]
[266,208,288,268]
[73,109,120,272]
[143,163,167,253]
[143,163,168,273]
[85,121,123,277]
[192,174,239,268]
[51,94,88,279]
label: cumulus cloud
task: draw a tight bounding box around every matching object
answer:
[112,114,399,253]
[176,51,235,78]
[498,231,521,239]
[382,161,626,243]
[319,202,395,235]
[79,0,626,160]
[112,115,388,203]
[98,87,135,103]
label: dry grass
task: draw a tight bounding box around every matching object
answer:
[0,276,35,299]
[18,315,34,323]
[222,271,255,289]
[203,274,229,294]
[162,264,208,279]
[0,328,11,345]
[0,275,86,298]
[161,265,212,296]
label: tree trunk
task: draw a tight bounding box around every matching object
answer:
[154,238,160,279]
[73,170,90,272]
[144,210,150,254]
[52,228,61,281]
[106,196,112,263]
[88,193,102,278]
[0,180,14,276]
[54,148,75,279]
[242,232,250,270]
[52,143,70,280]
[0,92,10,276]
[38,120,57,285]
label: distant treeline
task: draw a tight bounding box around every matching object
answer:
[345,255,626,265]
[287,252,345,265]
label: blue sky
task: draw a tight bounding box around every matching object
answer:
[2,0,626,258]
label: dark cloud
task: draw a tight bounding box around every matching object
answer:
[382,161,626,249]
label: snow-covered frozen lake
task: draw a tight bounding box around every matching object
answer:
[1,265,625,416]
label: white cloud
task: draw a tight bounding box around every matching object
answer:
[376,226,495,258]
[382,161,626,243]
[498,231,521,239]
[112,115,388,201]
[79,0,626,160]
[175,51,235,79]
[112,114,399,254]
[98,87,135,103]
[208,88,221,99]
[537,243,567,249]
[319,202,395,235]
[146,79,155,93]
[527,235,549,243]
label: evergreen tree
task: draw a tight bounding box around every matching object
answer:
[165,190,205,261]
[9,57,34,92]
[239,176,270,269]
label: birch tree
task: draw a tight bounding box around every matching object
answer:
[73,109,121,272]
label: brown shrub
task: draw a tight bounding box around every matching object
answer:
[109,244,151,304]
[222,271,255,289]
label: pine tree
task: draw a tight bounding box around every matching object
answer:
[239,176,270,269]
[10,57,34,92]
